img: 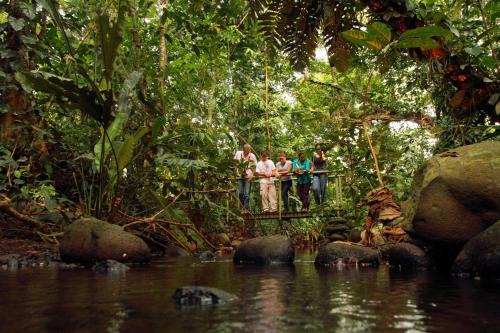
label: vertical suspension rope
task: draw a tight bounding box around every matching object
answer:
[264,43,271,151]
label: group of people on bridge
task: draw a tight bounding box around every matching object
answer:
[233,143,329,214]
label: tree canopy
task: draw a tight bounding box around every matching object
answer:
[0,0,498,244]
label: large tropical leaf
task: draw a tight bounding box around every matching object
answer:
[97,0,130,82]
[367,22,391,43]
[393,38,439,49]
[399,26,453,41]
[93,70,143,170]
[15,71,105,122]
[112,127,150,174]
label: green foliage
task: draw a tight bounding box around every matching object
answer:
[3,0,496,241]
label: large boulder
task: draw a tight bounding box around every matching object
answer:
[403,141,500,244]
[452,221,500,279]
[233,235,294,265]
[60,217,151,264]
[315,242,379,267]
[384,242,431,270]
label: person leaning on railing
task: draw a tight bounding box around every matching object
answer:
[255,150,278,213]
[233,143,257,214]
[312,143,329,205]
[292,152,313,212]
[276,152,293,212]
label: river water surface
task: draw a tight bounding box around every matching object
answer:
[1,249,499,333]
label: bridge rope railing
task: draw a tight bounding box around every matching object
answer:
[231,172,347,221]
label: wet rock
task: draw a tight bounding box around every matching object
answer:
[315,242,379,267]
[325,225,349,234]
[60,217,151,264]
[329,217,348,225]
[349,229,362,243]
[452,221,500,279]
[59,262,83,269]
[230,240,242,248]
[403,141,500,244]
[93,259,130,273]
[216,233,231,246]
[0,254,20,270]
[173,286,238,306]
[384,243,430,270]
[233,235,294,265]
[198,250,215,261]
[163,245,191,257]
[328,234,347,242]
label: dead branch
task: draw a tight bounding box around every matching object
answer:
[0,196,44,229]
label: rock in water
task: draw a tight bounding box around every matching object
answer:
[403,141,500,243]
[452,221,500,279]
[60,217,151,264]
[173,286,238,306]
[315,242,379,267]
[93,259,130,273]
[198,250,215,261]
[233,235,294,265]
[384,242,430,270]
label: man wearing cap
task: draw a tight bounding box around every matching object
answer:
[234,143,257,214]
[255,150,278,213]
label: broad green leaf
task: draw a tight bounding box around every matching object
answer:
[341,30,383,50]
[152,116,167,144]
[367,22,391,43]
[365,39,384,51]
[97,0,129,82]
[393,38,439,49]
[93,112,126,169]
[113,127,149,173]
[399,26,453,41]
[9,17,25,31]
[341,29,370,45]
[19,2,36,20]
[93,70,142,170]
[465,46,483,56]
[0,12,7,24]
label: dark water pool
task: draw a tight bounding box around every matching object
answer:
[1,250,499,333]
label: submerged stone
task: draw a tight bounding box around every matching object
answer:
[173,286,238,306]
[233,235,294,265]
[93,259,130,273]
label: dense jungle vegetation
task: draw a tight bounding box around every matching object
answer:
[1,0,498,250]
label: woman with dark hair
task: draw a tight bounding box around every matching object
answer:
[292,152,313,211]
[276,152,292,211]
[312,143,328,205]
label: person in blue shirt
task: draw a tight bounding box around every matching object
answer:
[292,152,313,211]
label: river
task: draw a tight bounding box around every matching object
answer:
[0,249,499,333]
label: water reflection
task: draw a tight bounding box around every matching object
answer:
[0,253,499,333]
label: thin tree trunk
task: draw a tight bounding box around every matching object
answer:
[159,0,169,111]
[264,44,271,151]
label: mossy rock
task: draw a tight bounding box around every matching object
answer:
[233,235,294,265]
[403,141,500,243]
[60,217,151,264]
[452,221,500,279]
[315,242,379,267]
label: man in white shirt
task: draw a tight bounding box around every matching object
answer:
[233,143,257,213]
[255,150,277,213]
